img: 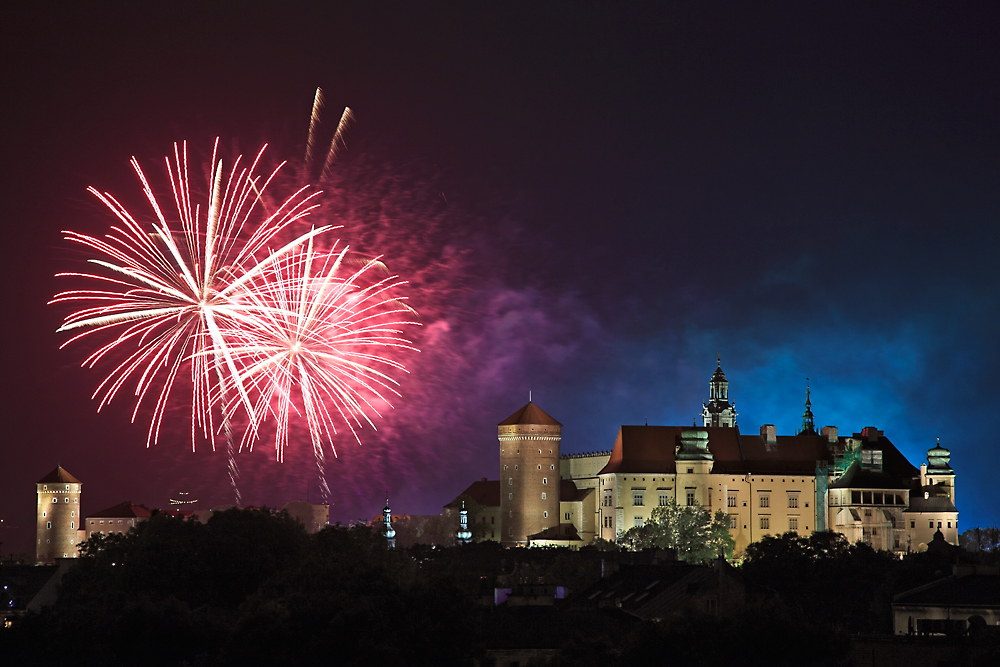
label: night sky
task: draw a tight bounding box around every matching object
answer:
[3,3,999,556]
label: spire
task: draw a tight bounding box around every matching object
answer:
[456,500,472,545]
[799,378,817,435]
[382,496,396,548]
[701,356,737,427]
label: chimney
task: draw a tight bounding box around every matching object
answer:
[861,426,882,443]
[760,424,777,451]
[820,426,838,444]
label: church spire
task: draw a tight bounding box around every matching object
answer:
[798,378,817,435]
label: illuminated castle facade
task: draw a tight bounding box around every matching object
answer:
[451,361,960,555]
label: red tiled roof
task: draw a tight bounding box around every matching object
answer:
[559,479,593,502]
[527,522,582,542]
[87,502,153,519]
[446,479,501,508]
[499,402,562,426]
[598,425,917,480]
[37,466,81,484]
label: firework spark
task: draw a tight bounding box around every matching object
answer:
[217,235,418,500]
[51,140,330,502]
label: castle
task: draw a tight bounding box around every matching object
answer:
[451,360,959,555]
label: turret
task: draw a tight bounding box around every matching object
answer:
[36,466,82,564]
[701,357,737,427]
[382,496,396,549]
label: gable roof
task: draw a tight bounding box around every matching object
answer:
[446,479,501,508]
[37,466,81,484]
[87,501,153,519]
[499,402,562,426]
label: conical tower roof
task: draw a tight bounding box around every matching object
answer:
[37,465,81,484]
[499,402,562,426]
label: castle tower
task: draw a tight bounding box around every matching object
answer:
[798,379,817,435]
[36,466,82,564]
[925,438,957,506]
[701,357,737,427]
[498,402,562,546]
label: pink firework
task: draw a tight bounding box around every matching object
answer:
[51,140,333,502]
[218,236,418,499]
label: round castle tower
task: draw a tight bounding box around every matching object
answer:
[498,402,561,546]
[36,466,82,564]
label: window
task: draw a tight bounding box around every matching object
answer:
[46,522,51,529]
[543,511,548,518]
[789,517,798,530]
[633,491,644,506]
[604,516,613,528]
[509,528,513,536]
[52,498,57,504]
[864,508,872,517]
[504,465,508,470]
[64,498,69,503]
[603,491,613,507]
[760,517,769,530]
[948,522,952,528]
[550,465,555,470]
[70,522,74,529]
[542,478,548,485]
[537,465,541,470]
[938,521,942,528]
[929,521,934,528]
[565,512,571,521]
[686,491,695,507]
[508,493,513,500]
[686,467,694,474]
[42,511,46,517]
[491,516,495,524]
[729,514,738,529]
[659,492,670,507]
[787,494,799,508]
[541,492,546,500]
[634,517,644,528]
[509,511,512,518]
[910,521,915,528]
[508,478,513,485]
[728,493,737,508]
[71,511,75,517]
[759,494,770,508]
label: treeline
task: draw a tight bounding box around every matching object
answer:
[4,509,999,666]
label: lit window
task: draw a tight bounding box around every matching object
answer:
[760,517,769,530]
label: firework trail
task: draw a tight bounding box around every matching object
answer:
[51,140,330,504]
[217,235,418,502]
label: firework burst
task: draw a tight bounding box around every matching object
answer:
[217,235,418,500]
[51,140,333,503]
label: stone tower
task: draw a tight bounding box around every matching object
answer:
[701,357,737,427]
[498,402,562,546]
[36,466,82,564]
